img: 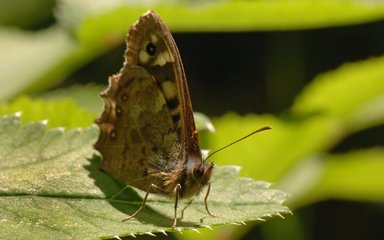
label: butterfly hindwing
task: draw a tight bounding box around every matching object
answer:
[94,66,177,189]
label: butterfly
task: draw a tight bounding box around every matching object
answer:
[94,10,214,228]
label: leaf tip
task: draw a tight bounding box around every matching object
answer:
[191,228,201,234]
[201,225,213,230]
[56,127,65,132]
[14,111,22,117]
[206,121,216,132]
[231,222,242,226]
[41,119,49,126]
[144,232,156,237]
[228,165,242,174]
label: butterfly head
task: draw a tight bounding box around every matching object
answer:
[180,154,214,198]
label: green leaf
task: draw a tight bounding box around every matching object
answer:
[207,110,384,208]
[57,0,384,34]
[0,27,76,100]
[292,56,384,132]
[0,113,290,239]
[0,0,55,28]
[321,148,384,202]
[0,25,109,101]
[0,96,95,128]
[194,112,216,133]
[207,113,338,182]
[41,84,105,114]
[279,148,384,207]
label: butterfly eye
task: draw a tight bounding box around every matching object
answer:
[193,166,204,178]
[146,42,157,56]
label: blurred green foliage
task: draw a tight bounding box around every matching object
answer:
[1,0,383,239]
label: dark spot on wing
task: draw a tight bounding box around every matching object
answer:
[172,113,181,124]
[116,105,122,116]
[109,129,117,140]
[146,42,157,56]
[166,97,179,111]
[152,146,159,153]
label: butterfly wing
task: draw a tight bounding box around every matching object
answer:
[94,66,177,189]
[124,10,202,162]
[94,10,203,192]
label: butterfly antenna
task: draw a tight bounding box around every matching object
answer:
[204,126,272,162]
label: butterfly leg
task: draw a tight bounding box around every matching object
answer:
[122,183,160,221]
[204,182,215,217]
[109,185,129,200]
[172,183,182,228]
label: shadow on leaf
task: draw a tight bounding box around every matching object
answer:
[84,154,198,228]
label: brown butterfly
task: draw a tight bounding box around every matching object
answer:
[94,10,271,228]
[94,10,214,228]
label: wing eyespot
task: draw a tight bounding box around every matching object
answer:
[116,106,122,116]
[110,129,117,139]
[146,42,157,56]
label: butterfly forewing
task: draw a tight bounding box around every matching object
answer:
[123,11,202,161]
